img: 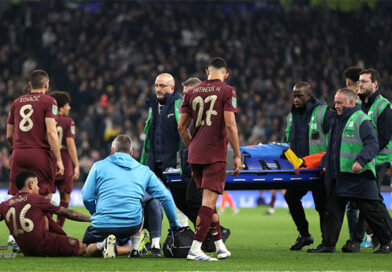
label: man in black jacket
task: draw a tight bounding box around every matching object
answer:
[140,73,182,256]
[347,68,392,249]
[308,88,392,254]
[141,73,182,176]
[284,81,333,250]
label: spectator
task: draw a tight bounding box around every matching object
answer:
[0,1,392,187]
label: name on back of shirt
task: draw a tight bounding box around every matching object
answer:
[19,96,40,103]
[193,86,221,93]
[9,196,27,205]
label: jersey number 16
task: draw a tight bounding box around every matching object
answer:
[6,204,34,237]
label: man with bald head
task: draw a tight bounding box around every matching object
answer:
[308,88,392,253]
[284,81,333,251]
[154,73,176,100]
[140,72,182,256]
[141,73,180,172]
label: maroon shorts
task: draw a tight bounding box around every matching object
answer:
[190,161,227,194]
[55,177,74,194]
[34,233,79,257]
[55,157,74,194]
[9,149,55,195]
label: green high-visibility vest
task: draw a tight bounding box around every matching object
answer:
[285,105,328,155]
[140,107,153,165]
[340,110,376,178]
[140,99,182,169]
[366,94,392,166]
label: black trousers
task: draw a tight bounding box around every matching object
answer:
[354,162,392,239]
[168,176,203,226]
[153,162,202,227]
[323,182,392,247]
[284,186,327,238]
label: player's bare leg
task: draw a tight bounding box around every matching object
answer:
[57,192,71,226]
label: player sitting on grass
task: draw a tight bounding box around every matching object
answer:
[0,170,89,257]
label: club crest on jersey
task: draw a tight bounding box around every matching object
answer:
[71,125,76,135]
[232,97,237,108]
[52,105,58,115]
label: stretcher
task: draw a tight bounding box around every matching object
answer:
[164,144,324,190]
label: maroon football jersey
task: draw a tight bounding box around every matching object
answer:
[56,115,76,180]
[181,79,238,164]
[0,193,61,255]
[7,93,58,150]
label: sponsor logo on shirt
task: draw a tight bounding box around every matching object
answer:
[69,238,77,245]
[71,125,76,135]
[232,97,237,108]
[167,113,174,118]
[52,105,58,115]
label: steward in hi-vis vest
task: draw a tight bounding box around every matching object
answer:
[358,69,392,174]
[354,69,392,245]
[283,81,333,252]
[325,88,379,199]
[286,104,328,155]
[308,88,392,254]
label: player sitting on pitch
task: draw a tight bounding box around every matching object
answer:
[0,170,90,257]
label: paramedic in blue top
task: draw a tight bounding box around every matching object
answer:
[284,81,333,251]
[81,135,180,258]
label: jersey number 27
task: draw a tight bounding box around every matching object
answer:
[192,95,218,127]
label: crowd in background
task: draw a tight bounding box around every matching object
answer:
[0,1,392,184]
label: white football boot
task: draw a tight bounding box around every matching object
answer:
[103,234,116,258]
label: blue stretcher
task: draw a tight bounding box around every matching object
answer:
[164,144,323,190]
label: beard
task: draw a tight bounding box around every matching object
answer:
[357,87,372,100]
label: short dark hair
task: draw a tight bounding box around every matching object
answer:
[293,81,312,96]
[343,66,362,83]
[360,68,380,84]
[112,134,132,153]
[30,70,49,89]
[15,170,36,190]
[208,57,228,70]
[181,77,201,87]
[50,91,71,108]
[337,88,357,103]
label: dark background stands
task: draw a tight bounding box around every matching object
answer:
[0,1,392,186]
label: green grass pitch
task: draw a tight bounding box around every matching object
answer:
[1,206,391,271]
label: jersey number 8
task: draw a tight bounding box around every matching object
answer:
[19,104,34,132]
